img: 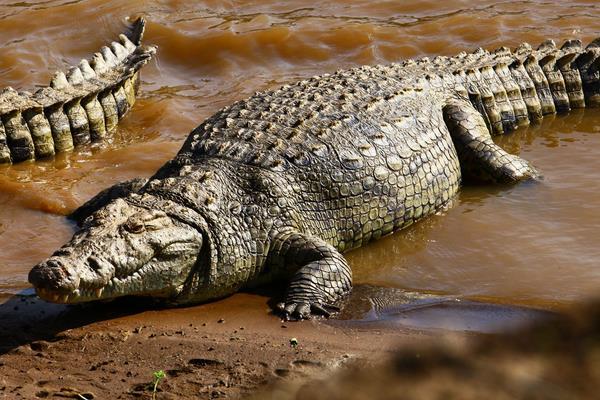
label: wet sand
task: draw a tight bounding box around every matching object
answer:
[0,285,557,398]
[255,300,600,400]
[0,291,434,399]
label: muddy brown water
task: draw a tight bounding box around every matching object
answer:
[0,1,599,330]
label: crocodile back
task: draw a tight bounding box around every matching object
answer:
[167,64,461,252]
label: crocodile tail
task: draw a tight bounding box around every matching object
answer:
[512,37,600,113]
[576,37,600,108]
[445,37,600,135]
[0,17,157,164]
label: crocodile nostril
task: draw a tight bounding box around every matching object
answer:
[45,259,64,270]
[28,258,77,291]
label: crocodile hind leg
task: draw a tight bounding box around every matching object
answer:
[443,96,540,183]
[270,230,352,320]
[69,178,148,224]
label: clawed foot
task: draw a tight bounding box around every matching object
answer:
[276,301,340,321]
[502,155,543,183]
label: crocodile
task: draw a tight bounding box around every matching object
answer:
[29,36,600,320]
[0,17,156,164]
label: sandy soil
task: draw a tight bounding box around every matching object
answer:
[0,291,439,399]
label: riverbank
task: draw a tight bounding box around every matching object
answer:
[0,286,560,399]
[0,291,440,399]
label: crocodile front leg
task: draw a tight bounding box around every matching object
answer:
[443,96,540,183]
[270,230,352,320]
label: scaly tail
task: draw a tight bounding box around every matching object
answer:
[0,17,157,164]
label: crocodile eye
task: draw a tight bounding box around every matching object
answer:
[124,220,145,234]
[145,216,172,231]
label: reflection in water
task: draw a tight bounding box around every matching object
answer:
[333,285,554,333]
[0,1,599,314]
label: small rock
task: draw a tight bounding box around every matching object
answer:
[189,358,224,367]
[274,368,290,377]
[210,389,226,398]
[30,341,49,352]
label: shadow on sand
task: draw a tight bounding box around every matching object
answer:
[0,284,557,356]
[0,292,169,356]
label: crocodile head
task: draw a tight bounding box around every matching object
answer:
[28,197,206,304]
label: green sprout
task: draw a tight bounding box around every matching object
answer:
[151,370,166,400]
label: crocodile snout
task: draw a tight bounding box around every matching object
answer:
[29,257,82,301]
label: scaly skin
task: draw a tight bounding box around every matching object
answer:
[0,18,156,164]
[30,37,600,320]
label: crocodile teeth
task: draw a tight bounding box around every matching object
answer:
[35,287,74,303]
[95,288,104,298]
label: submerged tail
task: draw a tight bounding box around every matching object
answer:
[0,17,157,164]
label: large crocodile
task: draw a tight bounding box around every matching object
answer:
[0,18,156,164]
[29,36,599,320]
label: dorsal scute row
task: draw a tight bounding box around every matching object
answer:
[187,62,435,174]
[0,18,156,164]
[394,37,600,134]
[184,37,600,172]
